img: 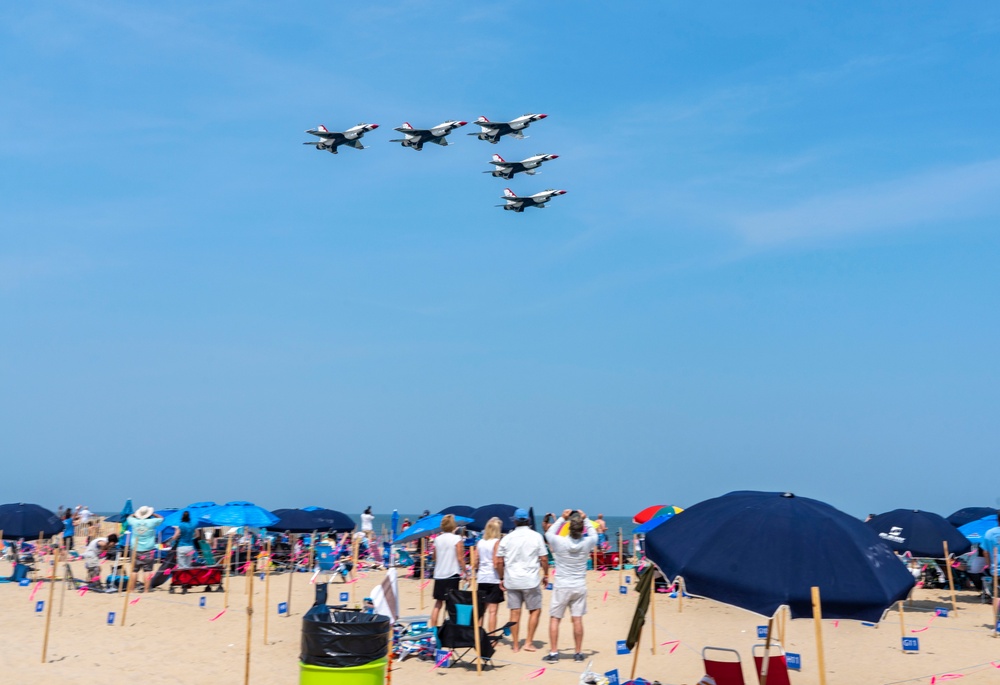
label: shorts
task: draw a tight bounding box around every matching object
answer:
[84,561,101,579]
[478,582,504,605]
[550,586,587,618]
[133,550,156,572]
[507,585,542,611]
[433,575,461,601]
[177,546,195,569]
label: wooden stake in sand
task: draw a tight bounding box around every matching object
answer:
[419,538,426,611]
[618,528,624,588]
[811,586,828,685]
[470,547,483,675]
[263,539,271,645]
[351,535,359,604]
[759,617,775,685]
[898,600,906,646]
[244,548,255,685]
[942,541,958,612]
[121,551,137,627]
[286,534,296,618]
[41,547,58,663]
[649,571,657,655]
[677,578,684,613]
[223,533,234,609]
[993,550,999,638]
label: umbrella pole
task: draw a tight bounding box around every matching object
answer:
[263,538,271,645]
[308,530,317,572]
[810,586,828,685]
[419,538,426,611]
[286,534,295,618]
[41,547,58,663]
[618,528,624,588]
[942,541,958,612]
[760,617,774,685]
[244,547,254,685]
[223,533,234,609]
[471,547,483,675]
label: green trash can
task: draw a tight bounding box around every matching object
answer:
[299,588,390,685]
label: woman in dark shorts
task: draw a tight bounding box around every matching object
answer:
[476,517,505,631]
[431,514,466,627]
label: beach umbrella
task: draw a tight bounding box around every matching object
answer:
[393,514,474,545]
[645,491,915,622]
[202,501,279,528]
[946,507,996,528]
[958,515,998,545]
[0,503,63,539]
[391,509,399,540]
[118,498,134,534]
[633,513,675,535]
[437,505,475,518]
[632,504,683,525]
[467,504,533,533]
[866,509,971,557]
[159,504,217,539]
[265,508,355,534]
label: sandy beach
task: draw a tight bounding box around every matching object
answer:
[3,551,999,685]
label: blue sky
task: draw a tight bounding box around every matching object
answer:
[1,2,998,518]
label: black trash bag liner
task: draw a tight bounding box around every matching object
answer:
[300,608,390,668]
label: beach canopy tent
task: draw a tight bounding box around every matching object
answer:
[0,503,64,539]
[201,501,279,528]
[394,514,474,545]
[866,509,971,558]
[467,504,534,533]
[958,516,999,545]
[632,504,684,525]
[947,507,997,528]
[437,505,476,518]
[633,513,676,535]
[644,491,916,622]
[266,508,355,534]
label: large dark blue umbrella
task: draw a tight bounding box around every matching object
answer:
[0,503,63,539]
[437,505,475,518]
[202,501,278,528]
[467,504,534,533]
[265,508,355,534]
[645,491,915,622]
[946,507,997,528]
[394,514,474,545]
[866,509,971,557]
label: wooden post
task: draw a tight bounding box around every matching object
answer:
[898,600,906,646]
[649,571,657,655]
[618,528,624,588]
[470,547,483,675]
[286,534,295,618]
[811,586,828,685]
[942,541,958,612]
[759,617,776,685]
[419,538,426,611]
[351,535,359,604]
[993,550,999,637]
[41,547,58,662]
[308,531,317,572]
[121,550,136,627]
[263,539,271,645]
[592,547,598,573]
[678,577,683,613]
[386,621,395,685]
[223,534,234,609]
[629,618,641,680]
[244,548,255,685]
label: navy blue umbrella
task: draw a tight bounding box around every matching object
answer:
[0,503,63,539]
[437,505,475,518]
[946,507,997,528]
[394,514,473,545]
[645,491,915,622]
[265,508,355,534]
[867,509,971,557]
[467,504,534,533]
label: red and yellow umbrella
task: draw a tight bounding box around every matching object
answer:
[632,504,684,525]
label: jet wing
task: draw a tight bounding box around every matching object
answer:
[395,127,428,134]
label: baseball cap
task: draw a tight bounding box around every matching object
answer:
[513,508,529,520]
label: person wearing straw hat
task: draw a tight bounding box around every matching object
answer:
[127,506,163,593]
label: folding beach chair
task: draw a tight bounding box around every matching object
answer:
[436,589,513,669]
[752,643,791,685]
[702,646,746,685]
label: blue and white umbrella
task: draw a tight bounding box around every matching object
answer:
[394,514,473,545]
[959,515,998,544]
[202,501,278,528]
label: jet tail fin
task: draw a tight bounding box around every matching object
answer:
[503,188,517,198]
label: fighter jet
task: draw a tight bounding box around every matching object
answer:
[304,123,379,154]
[497,188,567,212]
[469,114,548,144]
[389,120,467,150]
[484,153,559,180]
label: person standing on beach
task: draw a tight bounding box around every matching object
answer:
[62,511,75,550]
[430,514,465,627]
[476,517,505,632]
[496,508,548,653]
[594,514,608,547]
[361,506,375,542]
[127,506,163,593]
[171,511,197,569]
[543,510,598,663]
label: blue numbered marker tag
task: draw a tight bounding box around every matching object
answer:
[199,596,207,608]
[625,576,631,584]
[902,637,919,652]
[19,579,30,587]
[619,585,627,594]
[616,640,629,655]
[35,601,44,613]
[546,582,553,590]
[278,602,288,615]
[935,607,948,617]
[339,592,349,602]
[605,669,620,685]
[756,625,768,638]
[107,611,116,625]
[434,649,452,668]
[786,653,801,671]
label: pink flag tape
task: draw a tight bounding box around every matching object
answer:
[29,581,42,602]
[130,597,140,605]
[210,610,226,621]
[420,580,431,590]
[603,591,608,602]
[78,587,89,597]
[524,668,546,679]
[661,640,679,646]
[911,627,928,633]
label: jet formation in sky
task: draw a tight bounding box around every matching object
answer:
[303,114,567,212]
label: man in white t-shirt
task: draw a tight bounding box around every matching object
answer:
[543,510,598,663]
[361,507,375,541]
[496,508,548,652]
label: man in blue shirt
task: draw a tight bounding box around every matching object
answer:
[172,511,198,569]
[127,506,163,593]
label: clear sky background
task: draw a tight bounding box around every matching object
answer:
[1,2,998,518]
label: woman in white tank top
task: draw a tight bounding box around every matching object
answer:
[476,517,505,632]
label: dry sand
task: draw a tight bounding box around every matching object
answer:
[2,555,999,685]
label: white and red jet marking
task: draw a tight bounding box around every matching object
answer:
[470,114,548,144]
[485,153,559,180]
[304,123,380,154]
[497,187,567,212]
[389,120,467,151]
